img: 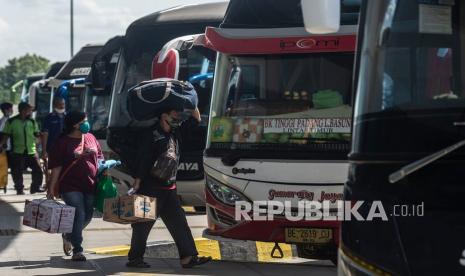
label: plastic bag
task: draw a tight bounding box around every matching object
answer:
[94,176,118,213]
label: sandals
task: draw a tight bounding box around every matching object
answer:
[181,256,212,269]
[126,260,151,268]
[71,252,87,262]
[62,234,72,256]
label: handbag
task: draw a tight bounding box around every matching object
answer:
[150,136,179,186]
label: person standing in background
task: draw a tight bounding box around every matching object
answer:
[0,102,43,195]
[0,102,13,192]
[41,96,66,160]
[0,102,13,151]
[41,97,66,190]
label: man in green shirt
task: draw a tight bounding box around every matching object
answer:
[0,102,43,195]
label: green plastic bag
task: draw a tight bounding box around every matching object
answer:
[94,176,118,212]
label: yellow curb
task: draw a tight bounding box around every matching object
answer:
[89,239,294,263]
[88,245,130,256]
[182,206,195,213]
[255,242,294,262]
[194,238,221,260]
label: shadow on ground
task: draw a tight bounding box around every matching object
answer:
[0,198,21,254]
[0,255,335,276]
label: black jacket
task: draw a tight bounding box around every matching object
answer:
[134,118,199,195]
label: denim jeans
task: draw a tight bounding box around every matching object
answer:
[61,192,95,254]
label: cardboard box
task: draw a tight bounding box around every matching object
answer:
[103,195,156,224]
[23,199,75,233]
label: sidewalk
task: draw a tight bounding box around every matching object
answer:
[0,174,336,275]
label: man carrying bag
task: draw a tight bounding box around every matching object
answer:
[127,106,212,269]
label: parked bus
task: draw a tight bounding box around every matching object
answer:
[203,0,358,262]
[27,62,66,124]
[107,2,227,209]
[20,73,45,104]
[317,0,465,275]
[50,44,103,112]
[85,36,123,150]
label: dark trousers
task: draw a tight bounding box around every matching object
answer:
[10,153,43,192]
[128,188,198,262]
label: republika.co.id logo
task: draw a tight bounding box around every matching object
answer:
[234,200,425,222]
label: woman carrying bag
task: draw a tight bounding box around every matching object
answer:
[47,111,103,261]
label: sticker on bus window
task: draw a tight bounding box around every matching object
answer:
[210,117,234,143]
[70,67,91,76]
[233,118,264,143]
[263,118,351,134]
[419,4,453,35]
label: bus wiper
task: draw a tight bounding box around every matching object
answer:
[389,139,465,183]
[221,151,245,167]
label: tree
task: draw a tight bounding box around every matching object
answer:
[0,54,49,103]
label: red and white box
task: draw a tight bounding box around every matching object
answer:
[23,199,75,233]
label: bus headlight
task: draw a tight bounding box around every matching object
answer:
[206,176,247,206]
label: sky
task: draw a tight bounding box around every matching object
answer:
[0,0,222,66]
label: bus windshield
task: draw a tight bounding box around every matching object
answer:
[109,47,215,127]
[208,53,354,155]
[36,88,51,121]
[355,0,465,116]
[87,91,111,139]
[67,87,85,112]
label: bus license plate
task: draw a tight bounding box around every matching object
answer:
[285,228,332,244]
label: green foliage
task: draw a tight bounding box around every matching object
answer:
[0,54,49,103]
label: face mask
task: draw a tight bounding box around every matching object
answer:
[55,108,65,114]
[166,116,182,131]
[79,121,91,134]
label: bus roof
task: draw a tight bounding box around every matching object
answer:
[44,62,66,79]
[221,0,360,29]
[87,35,124,90]
[127,2,228,31]
[51,44,103,87]
[26,73,45,80]
[122,2,228,62]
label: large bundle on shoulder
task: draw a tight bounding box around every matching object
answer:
[127,78,198,122]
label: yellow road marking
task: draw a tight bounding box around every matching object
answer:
[194,238,221,260]
[182,206,195,213]
[88,245,130,256]
[89,239,294,263]
[255,242,294,262]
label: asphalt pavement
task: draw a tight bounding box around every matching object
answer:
[0,174,337,276]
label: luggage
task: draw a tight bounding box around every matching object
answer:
[127,78,198,122]
[23,199,75,233]
[0,152,7,193]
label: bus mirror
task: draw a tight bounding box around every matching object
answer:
[301,0,340,34]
